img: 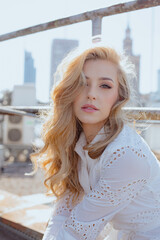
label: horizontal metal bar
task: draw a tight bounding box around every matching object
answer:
[0,218,43,240]
[124,107,160,121]
[0,0,160,42]
[1,106,160,120]
[0,107,36,117]
[136,120,160,124]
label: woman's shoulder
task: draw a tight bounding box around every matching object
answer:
[101,123,158,174]
[107,123,144,151]
[100,124,152,178]
[101,123,154,165]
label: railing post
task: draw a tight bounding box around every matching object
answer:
[91,16,102,42]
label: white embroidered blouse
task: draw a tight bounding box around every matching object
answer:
[42,124,160,240]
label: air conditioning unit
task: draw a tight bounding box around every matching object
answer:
[3,115,35,146]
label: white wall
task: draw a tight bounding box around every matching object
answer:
[144,124,160,152]
[12,84,37,106]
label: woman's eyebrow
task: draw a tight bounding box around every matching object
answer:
[85,75,114,82]
[99,77,114,82]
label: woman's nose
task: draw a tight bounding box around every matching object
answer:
[87,86,96,100]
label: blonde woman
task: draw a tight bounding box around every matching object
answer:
[31,45,160,240]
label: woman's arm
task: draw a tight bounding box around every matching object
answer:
[42,190,84,240]
[55,146,151,240]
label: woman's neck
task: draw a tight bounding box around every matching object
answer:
[82,123,105,144]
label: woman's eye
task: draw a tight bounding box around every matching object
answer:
[100,84,111,89]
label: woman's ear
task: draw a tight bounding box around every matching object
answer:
[117,91,125,102]
[118,96,124,101]
[113,96,123,108]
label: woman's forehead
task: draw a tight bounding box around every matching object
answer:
[83,59,118,69]
[83,60,118,79]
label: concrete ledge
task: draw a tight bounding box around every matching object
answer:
[0,190,55,239]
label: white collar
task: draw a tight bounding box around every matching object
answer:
[74,126,107,160]
[74,126,107,194]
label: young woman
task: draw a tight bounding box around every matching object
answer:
[31,45,160,240]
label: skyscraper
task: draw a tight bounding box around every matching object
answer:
[123,25,140,95]
[157,69,160,95]
[50,39,79,91]
[24,51,36,84]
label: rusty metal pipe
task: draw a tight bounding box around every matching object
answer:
[0,0,160,42]
[1,106,160,120]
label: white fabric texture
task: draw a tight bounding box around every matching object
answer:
[42,124,160,240]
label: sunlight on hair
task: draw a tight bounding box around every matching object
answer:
[29,44,139,204]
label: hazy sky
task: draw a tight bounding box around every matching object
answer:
[0,0,160,102]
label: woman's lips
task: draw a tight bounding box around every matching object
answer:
[81,107,98,113]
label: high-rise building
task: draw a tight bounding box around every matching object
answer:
[50,39,79,91]
[24,51,36,84]
[123,25,140,96]
[157,69,160,94]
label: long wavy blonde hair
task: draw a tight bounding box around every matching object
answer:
[30,45,136,203]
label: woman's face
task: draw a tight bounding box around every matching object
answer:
[73,59,119,132]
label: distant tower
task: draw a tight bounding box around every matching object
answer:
[123,25,140,95]
[24,51,36,84]
[50,39,79,91]
[123,25,133,55]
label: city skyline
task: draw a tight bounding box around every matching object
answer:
[0,0,160,102]
[24,51,36,84]
[50,39,79,91]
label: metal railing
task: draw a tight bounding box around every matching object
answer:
[0,106,160,122]
[0,0,160,119]
[0,0,160,41]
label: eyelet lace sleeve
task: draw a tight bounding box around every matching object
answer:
[55,146,151,240]
[42,190,84,240]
